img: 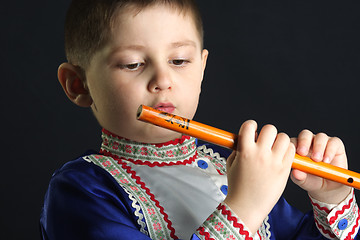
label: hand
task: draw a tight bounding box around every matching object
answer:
[290,130,351,204]
[224,120,295,233]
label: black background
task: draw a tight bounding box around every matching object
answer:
[1,1,360,239]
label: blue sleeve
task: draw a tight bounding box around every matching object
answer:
[268,197,324,239]
[40,158,151,240]
[269,194,360,239]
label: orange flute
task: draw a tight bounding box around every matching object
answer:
[137,105,360,190]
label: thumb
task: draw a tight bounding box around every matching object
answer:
[290,169,308,187]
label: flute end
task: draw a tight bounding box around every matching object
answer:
[137,105,143,119]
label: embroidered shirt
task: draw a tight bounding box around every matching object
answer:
[40,129,360,240]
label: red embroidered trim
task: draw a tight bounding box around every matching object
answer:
[117,160,178,239]
[345,204,360,240]
[217,204,253,240]
[154,135,191,147]
[197,227,215,240]
[197,204,255,240]
[314,219,336,239]
[329,197,354,225]
[310,197,331,214]
[102,128,190,146]
[100,149,197,167]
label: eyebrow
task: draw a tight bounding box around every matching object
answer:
[111,40,197,52]
[170,40,197,49]
[110,44,146,52]
[107,40,198,60]
[106,45,145,62]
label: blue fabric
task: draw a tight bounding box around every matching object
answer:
[40,145,360,239]
[40,157,150,240]
[268,198,323,239]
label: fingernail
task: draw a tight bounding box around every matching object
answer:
[297,146,307,155]
[312,152,322,161]
[323,157,331,163]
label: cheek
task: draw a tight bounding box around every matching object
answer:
[181,82,202,118]
[111,83,148,116]
[89,81,127,116]
[101,79,140,101]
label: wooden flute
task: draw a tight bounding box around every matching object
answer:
[137,104,360,190]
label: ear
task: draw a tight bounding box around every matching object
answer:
[57,63,93,107]
[201,49,209,80]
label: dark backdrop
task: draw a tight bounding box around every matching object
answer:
[1,1,359,239]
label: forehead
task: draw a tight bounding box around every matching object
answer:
[109,4,202,45]
[113,3,197,25]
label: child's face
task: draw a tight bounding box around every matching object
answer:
[85,5,208,143]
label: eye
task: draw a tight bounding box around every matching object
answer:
[118,62,144,71]
[169,59,190,66]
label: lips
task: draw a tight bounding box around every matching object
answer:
[153,102,175,114]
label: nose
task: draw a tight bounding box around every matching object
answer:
[148,66,172,93]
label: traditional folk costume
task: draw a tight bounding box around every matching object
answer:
[40,129,360,239]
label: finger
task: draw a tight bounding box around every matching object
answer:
[323,137,345,164]
[297,129,313,156]
[311,133,329,162]
[272,132,290,155]
[290,169,324,192]
[237,120,258,151]
[283,141,295,169]
[256,124,278,149]
[290,137,298,148]
[290,169,308,185]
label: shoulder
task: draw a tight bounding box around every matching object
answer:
[41,152,137,222]
[47,152,122,195]
[40,153,146,239]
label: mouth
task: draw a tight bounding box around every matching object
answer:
[153,102,175,114]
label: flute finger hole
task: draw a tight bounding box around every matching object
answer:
[347,178,354,184]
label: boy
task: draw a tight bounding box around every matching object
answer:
[40,0,359,239]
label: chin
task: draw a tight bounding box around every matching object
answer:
[141,125,182,144]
